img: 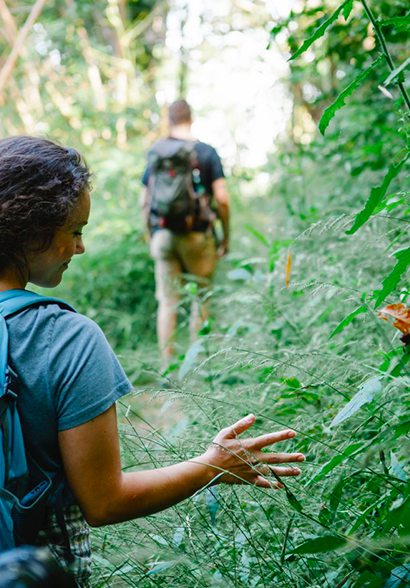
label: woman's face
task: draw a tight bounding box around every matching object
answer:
[27,190,91,288]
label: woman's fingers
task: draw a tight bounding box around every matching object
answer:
[217,414,255,440]
[270,465,301,477]
[250,429,296,450]
[253,451,305,465]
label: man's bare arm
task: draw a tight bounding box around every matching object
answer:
[140,186,151,230]
[212,178,230,256]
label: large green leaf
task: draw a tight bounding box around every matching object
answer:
[330,377,382,427]
[378,15,410,31]
[289,0,353,62]
[330,304,367,338]
[320,55,384,135]
[290,535,346,555]
[374,246,410,308]
[384,57,410,86]
[346,154,409,235]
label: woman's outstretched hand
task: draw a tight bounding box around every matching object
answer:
[201,414,305,488]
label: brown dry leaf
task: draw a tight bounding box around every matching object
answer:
[378,303,410,335]
[286,251,292,289]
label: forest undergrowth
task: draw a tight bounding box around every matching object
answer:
[84,140,410,588]
[26,2,410,586]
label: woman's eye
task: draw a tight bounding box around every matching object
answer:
[73,232,83,238]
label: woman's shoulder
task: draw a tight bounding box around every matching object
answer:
[8,299,107,348]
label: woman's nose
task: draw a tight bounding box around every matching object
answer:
[76,238,85,255]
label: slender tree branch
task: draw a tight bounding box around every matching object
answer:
[361,0,410,112]
[0,0,49,103]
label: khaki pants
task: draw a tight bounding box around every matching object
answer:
[150,229,217,363]
[150,229,217,303]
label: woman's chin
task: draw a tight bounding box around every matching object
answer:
[30,274,63,289]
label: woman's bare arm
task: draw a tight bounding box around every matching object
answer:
[59,405,304,527]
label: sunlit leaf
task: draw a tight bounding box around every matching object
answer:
[178,339,204,380]
[346,154,409,234]
[329,304,367,338]
[384,57,410,86]
[147,561,176,575]
[239,551,251,584]
[173,525,184,547]
[390,452,407,482]
[374,246,410,308]
[330,377,382,427]
[290,535,346,555]
[384,564,410,588]
[290,0,353,62]
[206,487,220,525]
[227,268,252,281]
[320,56,385,135]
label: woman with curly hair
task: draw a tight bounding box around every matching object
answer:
[0,136,305,587]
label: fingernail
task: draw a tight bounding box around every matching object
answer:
[293,468,301,474]
[245,414,254,422]
[287,430,296,437]
[297,455,305,462]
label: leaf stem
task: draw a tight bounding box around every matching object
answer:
[360,0,410,112]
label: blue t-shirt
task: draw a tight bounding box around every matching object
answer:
[6,302,133,501]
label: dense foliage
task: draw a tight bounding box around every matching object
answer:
[1,0,410,586]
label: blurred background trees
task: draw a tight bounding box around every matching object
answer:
[1,2,410,586]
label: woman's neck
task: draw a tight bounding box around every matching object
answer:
[0,269,27,291]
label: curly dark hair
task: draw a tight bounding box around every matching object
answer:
[0,136,90,274]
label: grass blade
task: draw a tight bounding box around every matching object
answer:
[329,304,367,338]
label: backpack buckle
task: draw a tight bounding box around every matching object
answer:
[4,389,17,402]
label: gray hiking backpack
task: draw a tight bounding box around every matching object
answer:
[147,138,215,233]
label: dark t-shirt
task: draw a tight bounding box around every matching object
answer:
[142,139,225,196]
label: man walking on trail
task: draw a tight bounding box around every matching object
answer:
[141,99,230,371]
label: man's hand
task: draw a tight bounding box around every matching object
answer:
[217,239,229,258]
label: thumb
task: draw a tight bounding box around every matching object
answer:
[221,414,255,439]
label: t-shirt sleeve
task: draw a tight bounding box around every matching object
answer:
[47,310,133,431]
[208,148,225,183]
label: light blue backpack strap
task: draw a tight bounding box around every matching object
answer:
[0,291,76,392]
[0,290,76,319]
[0,314,9,393]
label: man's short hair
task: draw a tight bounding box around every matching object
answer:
[168,100,192,125]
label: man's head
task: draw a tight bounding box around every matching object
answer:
[168,99,192,127]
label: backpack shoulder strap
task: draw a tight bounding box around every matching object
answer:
[0,290,76,319]
[0,290,76,393]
